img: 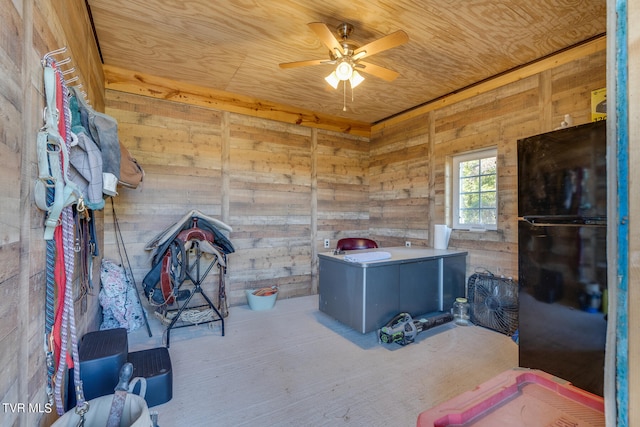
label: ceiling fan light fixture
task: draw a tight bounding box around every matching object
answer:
[325,71,340,89]
[335,61,353,80]
[349,70,365,88]
[279,22,409,111]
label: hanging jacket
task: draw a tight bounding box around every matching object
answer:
[70,86,121,196]
[68,92,105,210]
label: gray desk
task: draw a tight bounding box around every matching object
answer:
[318,247,467,333]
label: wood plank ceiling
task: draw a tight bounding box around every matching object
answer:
[86,0,606,125]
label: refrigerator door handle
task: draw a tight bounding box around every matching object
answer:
[520,216,534,224]
[520,216,568,226]
[520,221,597,227]
[520,216,606,226]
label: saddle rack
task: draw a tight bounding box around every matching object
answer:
[157,217,226,347]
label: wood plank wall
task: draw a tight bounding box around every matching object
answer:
[104,49,606,307]
[0,1,612,424]
[369,114,431,246]
[371,49,606,279]
[228,115,313,298]
[0,2,29,422]
[1,0,104,425]
[104,91,369,307]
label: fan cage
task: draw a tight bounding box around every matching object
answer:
[467,272,519,336]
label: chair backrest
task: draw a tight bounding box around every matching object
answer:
[336,238,378,251]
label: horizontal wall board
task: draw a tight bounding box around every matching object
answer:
[104,65,371,137]
[0,328,18,412]
[107,91,223,124]
[0,242,20,286]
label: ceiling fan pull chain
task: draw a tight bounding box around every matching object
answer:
[343,82,347,112]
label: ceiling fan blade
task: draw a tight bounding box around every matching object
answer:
[356,61,400,82]
[308,22,344,56]
[353,30,409,59]
[279,59,333,69]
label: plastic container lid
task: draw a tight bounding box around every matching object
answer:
[456,297,468,303]
[416,368,604,426]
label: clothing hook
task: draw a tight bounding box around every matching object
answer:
[41,46,67,66]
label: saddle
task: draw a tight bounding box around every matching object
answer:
[159,219,215,304]
[144,216,233,308]
[142,216,235,306]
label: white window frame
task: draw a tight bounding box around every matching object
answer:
[452,148,498,231]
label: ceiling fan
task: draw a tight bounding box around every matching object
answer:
[279,22,409,90]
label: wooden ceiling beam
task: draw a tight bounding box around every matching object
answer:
[103,64,372,137]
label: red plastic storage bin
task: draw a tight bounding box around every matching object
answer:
[417,368,604,427]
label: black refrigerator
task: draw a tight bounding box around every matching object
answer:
[517,120,607,396]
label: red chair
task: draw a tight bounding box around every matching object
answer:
[336,238,378,251]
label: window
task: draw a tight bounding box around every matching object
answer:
[452,148,497,230]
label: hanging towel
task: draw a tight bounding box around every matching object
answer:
[344,251,392,263]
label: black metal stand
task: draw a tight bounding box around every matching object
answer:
[163,240,225,347]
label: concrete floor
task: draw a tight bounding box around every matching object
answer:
[128,294,518,426]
